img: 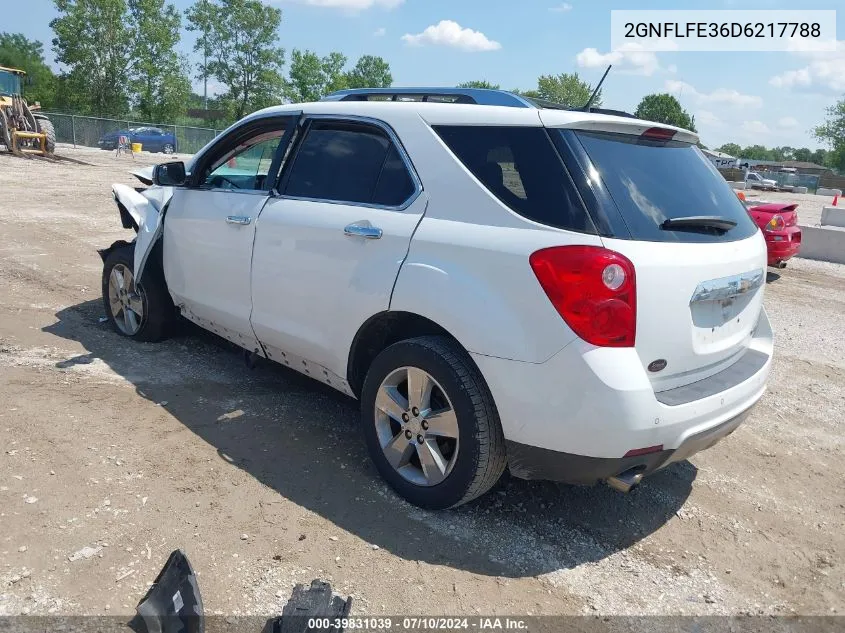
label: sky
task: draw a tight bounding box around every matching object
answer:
[8,0,845,151]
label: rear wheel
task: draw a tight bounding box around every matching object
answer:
[0,110,10,151]
[361,336,507,509]
[101,244,173,342]
[162,143,174,154]
[36,118,56,154]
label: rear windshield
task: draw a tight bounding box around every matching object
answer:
[571,131,758,242]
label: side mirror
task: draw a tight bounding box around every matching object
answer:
[153,161,187,187]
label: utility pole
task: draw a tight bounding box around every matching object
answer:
[202,0,209,109]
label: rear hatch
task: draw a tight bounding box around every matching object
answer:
[541,113,766,392]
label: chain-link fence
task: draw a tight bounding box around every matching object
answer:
[40,113,221,155]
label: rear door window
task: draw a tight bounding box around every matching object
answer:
[571,130,758,243]
[434,126,595,233]
[283,120,416,207]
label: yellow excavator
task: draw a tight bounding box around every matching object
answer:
[0,65,55,156]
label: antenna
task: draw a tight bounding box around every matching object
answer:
[583,65,611,112]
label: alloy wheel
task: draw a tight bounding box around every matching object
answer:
[107,264,145,335]
[374,366,460,486]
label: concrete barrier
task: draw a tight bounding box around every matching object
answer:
[793,186,808,194]
[797,224,845,265]
[816,187,842,197]
[728,181,747,190]
[821,206,845,228]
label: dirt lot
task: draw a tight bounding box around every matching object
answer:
[0,147,843,618]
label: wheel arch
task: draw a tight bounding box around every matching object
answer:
[347,311,471,399]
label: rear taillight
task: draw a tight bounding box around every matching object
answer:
[529,246,636,347]
[766,215,785,231]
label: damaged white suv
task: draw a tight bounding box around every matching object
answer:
[102,88,772,509]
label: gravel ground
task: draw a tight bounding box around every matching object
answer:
[0,147,843,618]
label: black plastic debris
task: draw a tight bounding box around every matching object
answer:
[133,549,351,633]
[134,549,204,633]
[272,580,353,633]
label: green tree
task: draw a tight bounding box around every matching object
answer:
[287,49,347,102]
[129,0,190,122]
[186,0,286,119]
[345,55,392,89]
[792,147,812,163]
[322,51,348,94]
[716,143,742,157]
[535,72,601,108]
[814,96,845,173]
[811,148,828,166]
[741,145,772,161]
[51,0,131,116]
[634,93,696,132]
[0,33,57,108]
[457,80,500,90]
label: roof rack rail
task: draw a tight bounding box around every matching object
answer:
[322,88,536,108]
[321,87,637,118]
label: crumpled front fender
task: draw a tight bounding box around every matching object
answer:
[112,183,172,284]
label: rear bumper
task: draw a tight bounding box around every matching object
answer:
[766,228,801,264]
[472,309,773,483]
[506,407,749,484]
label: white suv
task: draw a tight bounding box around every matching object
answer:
[102,88,772,510]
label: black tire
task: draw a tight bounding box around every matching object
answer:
[361,336,507,510]
[162,143,174,154]
[101,243,173,343]
[0,110,10,151]
[36,118,56,154]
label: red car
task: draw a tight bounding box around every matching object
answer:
[744,201,802,268]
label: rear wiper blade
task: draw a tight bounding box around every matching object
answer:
[661,216,737,232]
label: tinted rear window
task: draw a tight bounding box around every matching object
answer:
[434,126,595,234]
[572,131,758,242]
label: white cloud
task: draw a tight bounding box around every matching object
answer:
[664,80,762,108]
[778,116,799,129]
[549,3,572,12]
[740,120,771,137]
[696,110,722,127]
[402,20,501,52]
[373,27,386,37]
[284,0,403,10]
[769,40,845,92]
[576,43,662,76]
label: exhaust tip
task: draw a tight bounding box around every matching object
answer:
[606,468,644,493]
[777,261,787,269]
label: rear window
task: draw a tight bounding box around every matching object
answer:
[572,131,758,243]
[434,126,596,234]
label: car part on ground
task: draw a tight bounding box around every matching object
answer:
[101,89,772,508]
[134,550,352,633]
[135,549,204,633]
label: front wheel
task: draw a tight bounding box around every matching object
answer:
[36,118,56,154]
[162,143,174,154]
[101,244,173,342]
[360,336,507,509]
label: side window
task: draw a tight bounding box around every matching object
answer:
[284,120,416,207]
[203,130,284,191]
[373,145,415,206]
[433,125,595,233]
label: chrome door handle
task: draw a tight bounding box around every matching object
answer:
[226,216,252,226]
[344,223,383,239]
